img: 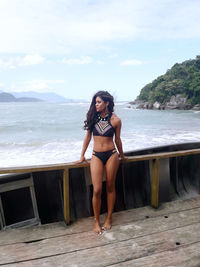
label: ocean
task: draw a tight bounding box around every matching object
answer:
[1,102,200,167]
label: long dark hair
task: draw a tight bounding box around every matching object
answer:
[84,91,114,131]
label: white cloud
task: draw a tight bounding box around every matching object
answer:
[62,56,93,65]
[61,56,104,65]
[96,60,104,65]
[120,59,142,66]
[10,80,67,93]
[0,59,16,69]
[0,54,45,69]
[0,83,4,89]
[0,0,199,54]
[109,54,119,58]
[18,54,45,66]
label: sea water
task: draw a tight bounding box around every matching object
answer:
[1,102,200,167]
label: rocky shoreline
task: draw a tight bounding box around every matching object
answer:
[129,94,200,111]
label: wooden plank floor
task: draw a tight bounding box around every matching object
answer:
[0,196,200,266]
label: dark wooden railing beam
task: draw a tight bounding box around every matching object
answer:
[1,148,200,224]
[1,148,200,175]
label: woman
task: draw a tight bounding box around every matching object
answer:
[78,91,125,234]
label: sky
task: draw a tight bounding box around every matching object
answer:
[0,0,200,101]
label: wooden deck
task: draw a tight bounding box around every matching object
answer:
[0,196,200,266]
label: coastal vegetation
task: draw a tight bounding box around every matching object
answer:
[135,55,200,110]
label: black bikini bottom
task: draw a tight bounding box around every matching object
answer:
[92,149,117,165]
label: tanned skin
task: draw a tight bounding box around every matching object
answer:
[76,96,125,234]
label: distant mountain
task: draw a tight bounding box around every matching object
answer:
[11,91,68,102]
[0,90,88,103]
[11,91,87,103]
[0,92,16,102]
[0,92,42,102]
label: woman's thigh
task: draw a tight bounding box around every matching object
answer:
[90,155,104,191]
[105,152,119,184]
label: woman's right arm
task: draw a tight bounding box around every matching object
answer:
[78,130,92,162]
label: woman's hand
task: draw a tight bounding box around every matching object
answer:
[73,156,88,164]
[120,155,128,162]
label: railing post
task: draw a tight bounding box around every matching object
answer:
[151,159,159,208]
[63,168,70,224]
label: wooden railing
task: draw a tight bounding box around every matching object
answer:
[1,148,200,225]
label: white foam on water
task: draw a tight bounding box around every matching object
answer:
[122,130,200,152]
[1,102,200,168]
[2,129,200,168]
[59,102,89,106]
[0,140,93,167]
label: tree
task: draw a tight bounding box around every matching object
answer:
[137,55,200,105]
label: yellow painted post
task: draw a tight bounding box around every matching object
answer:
[63,168,70,224]
[151,159,159,208]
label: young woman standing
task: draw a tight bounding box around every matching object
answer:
[78,91,125,234]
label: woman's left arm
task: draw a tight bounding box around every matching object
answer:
[114,117,125,160]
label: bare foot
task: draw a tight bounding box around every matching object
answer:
[102,218,112,231]
[93,220,102,235]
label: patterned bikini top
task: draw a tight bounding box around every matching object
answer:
[92,114,115,137]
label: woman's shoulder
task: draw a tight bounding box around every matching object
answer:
[110,113,121,125]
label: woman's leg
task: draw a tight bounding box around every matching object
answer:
[103,152,119,230]
[90,155,104,234]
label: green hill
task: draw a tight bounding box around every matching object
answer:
[138,55,200,106]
